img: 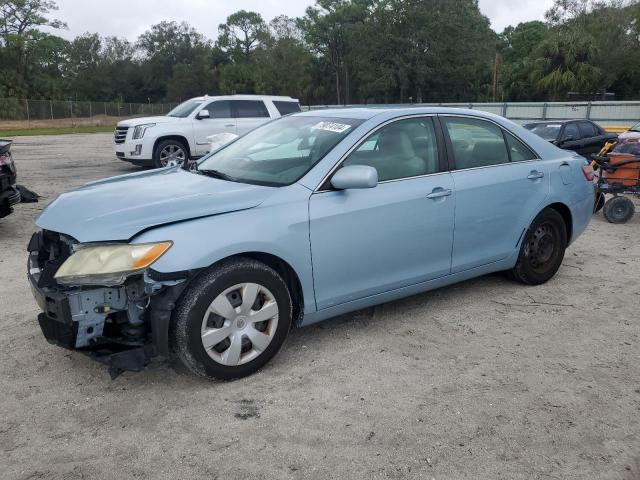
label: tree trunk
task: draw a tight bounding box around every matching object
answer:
[344,63,349,105]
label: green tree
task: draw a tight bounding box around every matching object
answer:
[500,21,549,100]
[535,0,640,99]
[137,21,214,101]
[0,0,67,98]
[216,10,267,63]
[258,15,312,100]
[0,0,65,36]
[529,31,602,100]
[300,0,370,104]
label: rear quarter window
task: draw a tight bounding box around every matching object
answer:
[563,123,580,140]
[233,100,270,118]
[273,101,302,116]
[578,121,598,138]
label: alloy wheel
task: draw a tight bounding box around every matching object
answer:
[159,144,186,167]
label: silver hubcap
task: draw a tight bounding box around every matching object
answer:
[159,144,186,167]
[200,283,279,366]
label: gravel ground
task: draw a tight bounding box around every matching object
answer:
[1,133,639,480]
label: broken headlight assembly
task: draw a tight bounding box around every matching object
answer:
[132,123,156,140]
[54,241,172,286]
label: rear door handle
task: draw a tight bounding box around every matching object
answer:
[527,171,545,180]
[225,124,235,128]
[426,188,452,199]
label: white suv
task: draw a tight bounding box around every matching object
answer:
[114,95,301,168]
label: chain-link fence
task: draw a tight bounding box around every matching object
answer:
[4,98,640,131]
[0,98,180,129]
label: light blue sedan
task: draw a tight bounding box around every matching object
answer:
[28,108,594,379]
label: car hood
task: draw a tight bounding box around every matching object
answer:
[117,116,180,127]
[36,167,275,242]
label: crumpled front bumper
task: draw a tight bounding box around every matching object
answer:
[27,231,189,378]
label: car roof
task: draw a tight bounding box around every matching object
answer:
[295,108,396,119]
[295,106,531,121]
[525,119,592,125]
[192,94,299,102]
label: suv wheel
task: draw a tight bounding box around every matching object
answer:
[171,258,293,380]
[154,139,188,168]
[511,208,567,285]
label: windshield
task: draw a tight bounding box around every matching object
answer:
[167,99,204,118]
[629,122,640,132]
[197,116,363,186]
[525,123,562,141]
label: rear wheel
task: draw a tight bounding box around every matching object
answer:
[511,208,567,285]
[603,196,634,224]
[154,139,188,168]
[171,258,292,380]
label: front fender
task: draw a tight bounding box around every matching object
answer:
[150,123,195,153]
[131,183,316,314]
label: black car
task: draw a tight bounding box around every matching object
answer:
[0,139,21,218]
[524,119,617,159]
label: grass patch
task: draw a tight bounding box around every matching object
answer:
[0,125,115,137]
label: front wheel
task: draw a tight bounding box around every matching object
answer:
[510,208,567,285]
[171,258,293,380]
[154,139,188,168]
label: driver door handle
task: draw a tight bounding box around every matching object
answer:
[225,124,235,128]
[527,170,545,180]
[426,188,452,199]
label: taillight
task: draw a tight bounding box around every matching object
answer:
[0,153,13,167]
[582,164,594,181]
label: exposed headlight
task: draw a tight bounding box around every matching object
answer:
[54,242,172,286]
[132,123,156,140]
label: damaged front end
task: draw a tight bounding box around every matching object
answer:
[27,230,191,378]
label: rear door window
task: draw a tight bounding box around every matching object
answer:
[273,101,302,116]
[578,121,598,139]
[443,117,510,169]
[562,123,580,140]
[232,100,270,118]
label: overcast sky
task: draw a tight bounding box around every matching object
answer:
[48,0,555,40]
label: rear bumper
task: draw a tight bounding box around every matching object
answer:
[568,185,595,245]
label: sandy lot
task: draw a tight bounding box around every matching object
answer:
[1,133,639,480]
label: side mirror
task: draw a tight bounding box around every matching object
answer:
[331,165,378,190]
[561,134,574,144]
[196,110,210,120]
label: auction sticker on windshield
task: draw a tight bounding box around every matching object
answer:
[311,121,352,133]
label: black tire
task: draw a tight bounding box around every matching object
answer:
[153,139,188,168]
[603,196,635,224]
[593,192,605,214]
[511,208,567,285]
[171,258,293,380]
